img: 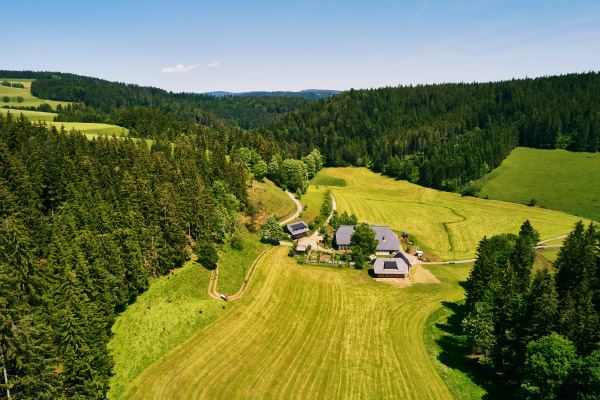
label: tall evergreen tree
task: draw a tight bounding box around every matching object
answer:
[465,237,498,310]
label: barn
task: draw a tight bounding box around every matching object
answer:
[333,225,400,255]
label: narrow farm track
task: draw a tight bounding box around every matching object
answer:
[537,234,568,244]
[121,247,471,399]
[279,191,303,226]
[208,247,275,301]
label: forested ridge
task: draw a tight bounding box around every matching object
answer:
[463,221,600,399]
[263,72,600,192]
[0,70,314,131]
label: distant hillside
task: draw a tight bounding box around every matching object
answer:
[478,147,600,222]
[203,89,341,100]
[263,72,600,193]
[0,70,314,130]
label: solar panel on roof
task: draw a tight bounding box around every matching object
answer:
[383,261,398,270]
[290,222,307,231]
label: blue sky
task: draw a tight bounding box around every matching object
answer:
[4,0,600,92]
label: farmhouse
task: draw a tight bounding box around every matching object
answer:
[286,221,309,239]
[334,225,401,255]
[373,254,411,278]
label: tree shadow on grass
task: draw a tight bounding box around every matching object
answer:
[435,301,516,400]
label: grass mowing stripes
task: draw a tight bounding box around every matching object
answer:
[121,246,473,399]
[317,167,586,261]
[478,147,600,222]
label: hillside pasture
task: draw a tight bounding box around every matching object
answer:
[317,168,585,261]
[107,258,228,399]
[0,108,130,137]
[249,179,297,225]
[121,246,474,399]
[0,108,57,122]
[478,147,600,222]
[0,78,67,108]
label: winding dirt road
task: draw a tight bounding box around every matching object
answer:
[278,191,303,226]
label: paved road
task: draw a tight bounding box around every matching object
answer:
[279,191,303,226]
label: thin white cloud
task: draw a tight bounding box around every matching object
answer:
[207,62,221,68]
[161,64,201,73]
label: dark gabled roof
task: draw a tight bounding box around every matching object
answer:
[286,221,309,234]
[334,225,400,252]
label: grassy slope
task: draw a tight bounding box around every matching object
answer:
[122,246,472,399]
[478,147,600,222]
[289,179,329,226]
[318,167,584,261]
[249,179,297,224]
[0,107,130,137]
[107,259,227,399]
[0,78,67,108]
[108,179,297,398]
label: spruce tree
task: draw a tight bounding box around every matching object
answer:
[465,237,497,310]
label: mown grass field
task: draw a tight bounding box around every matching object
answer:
[0,78,67,108]
[318,167,585,261]
[121,246,472,399]
[478,147,600,222]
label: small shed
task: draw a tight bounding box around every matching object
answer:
[286,221,309,239]
[295,244,307,253]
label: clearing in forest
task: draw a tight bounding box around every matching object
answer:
[0,108,130,137]
[477,147,600,222]
[318,167,585,261]
[121,246,475,399]
[0,78,68,108]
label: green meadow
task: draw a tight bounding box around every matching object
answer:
[317,167,584,261]
[478,147,600,222]
[121,247,474,399]
[249,178,297,224]
[0,78,68,108]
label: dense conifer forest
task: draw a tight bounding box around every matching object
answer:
[463,221,600,399]
[264,72,600,192]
